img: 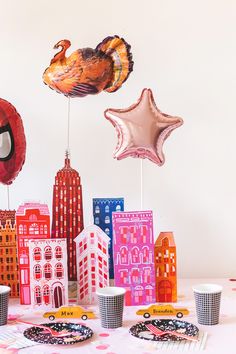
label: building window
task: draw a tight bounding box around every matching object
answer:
[43,285,50,305]
[105,205,109,213]
[145,287,153,302]
[141,225,147,243]
[44,246,52,261]
[34,286,41,304]
[29,223,39,235]
[162,237,169,247]
[55,246,62,260]
[131,268,139,283]
[55,263,63,278]
[19,254,28,265]
[143,267,151,283]
[120,227,127,244]
[95,205,100,214]
[116,204,121,211]
[44,225,48,234]
[19,224,23,234]
[130,226,137,243]
[134,287,143,303]
[105,228,110,236]
[44,264,52,279]
[131,247,139,264]
[34,264,42,280]
[120,247,128,264]
[95,217,99,225]
[120,270,128,284]
[105,216,110,224]
[21,269,28,284]
[143,247,149,263]
[33,247,42,261]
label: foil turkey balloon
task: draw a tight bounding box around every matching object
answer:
[43,35,133,97]
[104,88,184,166]
[0,98,26,185]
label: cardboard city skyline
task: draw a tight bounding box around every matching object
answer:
[0,195,177,307]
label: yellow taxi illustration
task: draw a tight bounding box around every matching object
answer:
[43,306,96,321]
[136,304,189,319]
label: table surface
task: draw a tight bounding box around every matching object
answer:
[1,278,235,354]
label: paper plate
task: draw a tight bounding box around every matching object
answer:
[23,322,93,345]
[129,319,199,341]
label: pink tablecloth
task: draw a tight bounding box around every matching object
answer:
[0,279,235,354]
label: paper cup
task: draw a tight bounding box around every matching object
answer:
[192,283,222,325]
[96,287,126,329]
[0,286,11,326]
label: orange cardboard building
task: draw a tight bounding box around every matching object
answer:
[154,232,177,302]
[0,210,19,297]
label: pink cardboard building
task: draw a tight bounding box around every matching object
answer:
[74,225,109,305]
[28,238,68,308]
[16,202,50,305]
[113,211,156,306]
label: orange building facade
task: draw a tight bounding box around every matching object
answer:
[154,232,177,302]
[0,210,19,297]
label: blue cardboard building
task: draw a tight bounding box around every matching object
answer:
[93,198,124,279]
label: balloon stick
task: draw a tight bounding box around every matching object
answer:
[140,159,143,210]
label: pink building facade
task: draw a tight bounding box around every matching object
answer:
[113,211,156,306]
[28,238,68,308]
[16,202,50,305]
[74,225,109,305]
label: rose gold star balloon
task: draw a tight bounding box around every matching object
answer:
[104,88,184,165]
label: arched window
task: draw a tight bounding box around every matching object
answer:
[29,223,39,235]
[141,225,147,243]
[143,267,151,282]
[55,246,62,260]
[44,246,52,261]
[95,205,100,214]
[19,224,23,234]
[131,247,139,264]
[143,247,149,263]
[19,254,28,265]
[33,247,41,261]
[44,225,48,234]
[105,205,109,213]
[105,216,110,224]
[44,263,52,279]
[55,263,63,278]
[116,204,121,211]
[43,285,50,305]
[24,225,27,234]
[34,264,42,280]
[95,217,99,225]
[120,247,128,264]
[40,225,44,234]
[105,228,110,236]
[34,286,41,304]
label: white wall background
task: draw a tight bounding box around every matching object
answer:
[0,0,235,278]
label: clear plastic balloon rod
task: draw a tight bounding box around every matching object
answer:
[140,159,143,210]
[7,185,10,210]
[67,97,71,153]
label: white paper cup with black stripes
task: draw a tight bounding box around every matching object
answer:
[0,286,11,326]
[96,287,126,329]
[192,284,222,325]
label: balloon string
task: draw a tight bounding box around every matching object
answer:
[7,185,10,210]
[140,159,143,210]
[67,97,71,153]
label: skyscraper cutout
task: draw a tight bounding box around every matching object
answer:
[51,151,84,281]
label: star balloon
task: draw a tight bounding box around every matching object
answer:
[104,88,184,166]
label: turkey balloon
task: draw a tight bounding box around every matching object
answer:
[43,35,134,98]
[0,98,26,185]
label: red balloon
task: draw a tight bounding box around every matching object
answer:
[0,98,26,185]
